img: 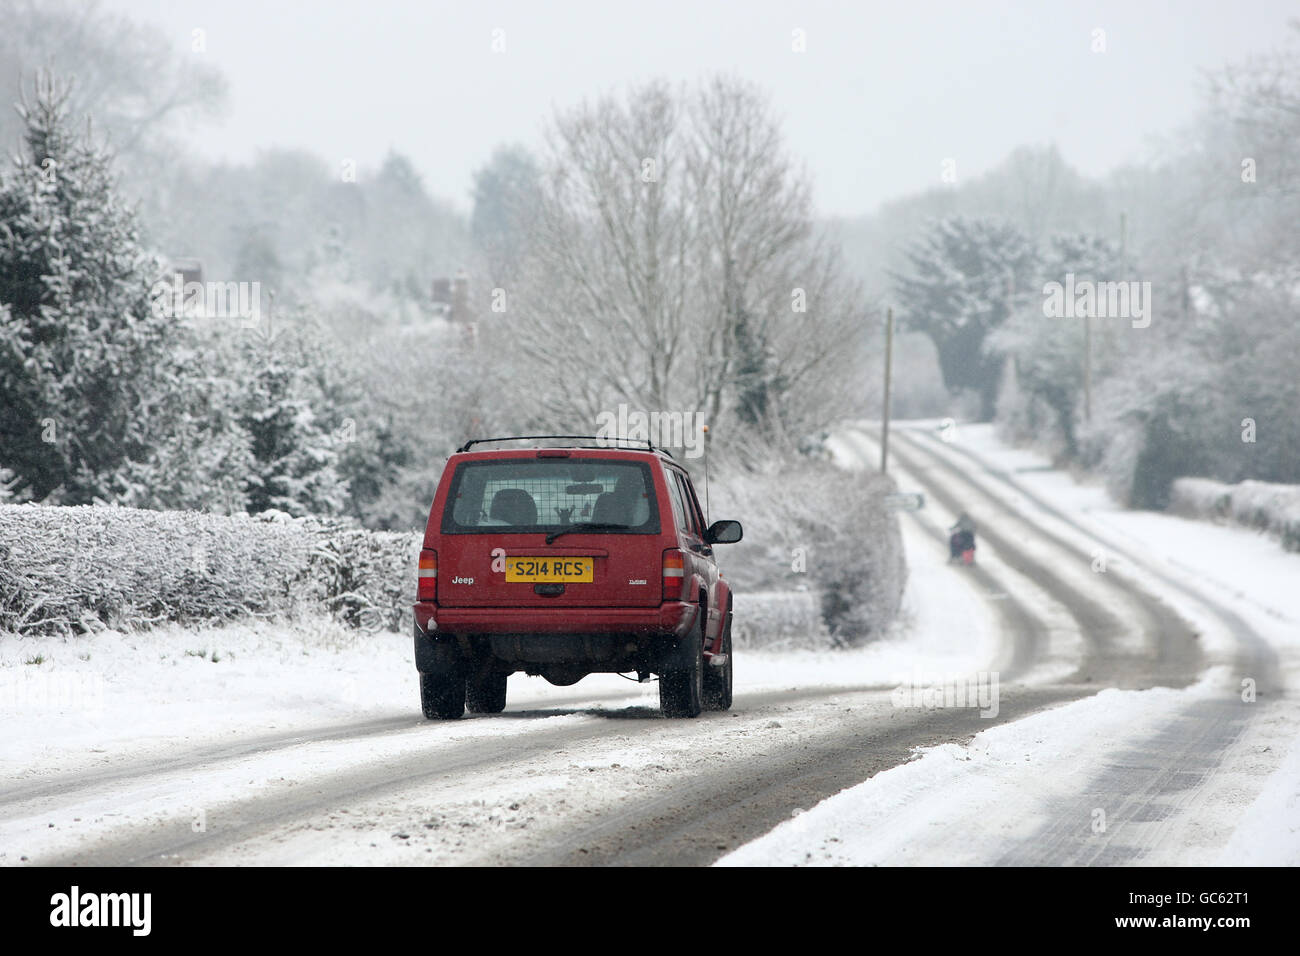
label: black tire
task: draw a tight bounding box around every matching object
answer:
[420,670,465,720]
[660,620,704,718]
[702,610,733,711]
[466,672,508,714]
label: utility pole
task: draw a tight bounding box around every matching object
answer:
[1083,312,1091,423]
[1085,210,1127,423]
[881,307,894,473]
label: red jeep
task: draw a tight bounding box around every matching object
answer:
[412,436,742,719]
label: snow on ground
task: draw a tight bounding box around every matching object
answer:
[719,666,1300,866]
[0,617,975,788]
[1,615,918,864]
[1218,707,1300,864]
[720,421,1300,867]
[719,683,1189,866]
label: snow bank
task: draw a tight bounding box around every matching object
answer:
[0,504,420,636]
[716,684,1200,867]
[1169,477,1300,552]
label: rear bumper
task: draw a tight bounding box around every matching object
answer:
[412,601,699,673]
[412,600,696,638]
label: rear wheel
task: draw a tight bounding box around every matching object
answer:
[419,650,466,719]
[702,611,733,711]
[660,620,704,718]
[466,672,508,714]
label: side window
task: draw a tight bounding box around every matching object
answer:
[679,474,707,533]
[672,472,702,537]
[664,469,691,535]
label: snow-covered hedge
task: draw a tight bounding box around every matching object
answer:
[1169,478,1300,552]
[731,590,828,649]
[708,455,907,646]
[1,455,909,646]
[0,504,420,636]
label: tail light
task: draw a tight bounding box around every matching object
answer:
[662,548,685,601]
[417,549,438,601]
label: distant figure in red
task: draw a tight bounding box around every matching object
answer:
[949,513,976,564]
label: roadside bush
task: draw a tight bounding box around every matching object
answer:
[731,590,828,650]
[0,504,419,636]
[708,453,906,646]
[1,455,909,645]
[1169,477,1300,552]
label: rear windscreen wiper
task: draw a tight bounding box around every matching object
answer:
[545,523,633,544]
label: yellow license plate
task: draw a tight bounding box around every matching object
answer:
[505,556,593,583]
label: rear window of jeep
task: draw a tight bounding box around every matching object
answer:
[440,459,661,535]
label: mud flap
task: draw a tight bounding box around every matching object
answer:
[414,624,462,675]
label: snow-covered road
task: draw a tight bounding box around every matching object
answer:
[3,422,1296,866]
[722,423,1299,866]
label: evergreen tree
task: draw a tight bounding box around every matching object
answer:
[732,307,771,427]
[339,418,415,527]
[0,74,172,502]
[111,322,255,514]
[234,316,350,517]
[0,74,278,514]
[470,144,541,285]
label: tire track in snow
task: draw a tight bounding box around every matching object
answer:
[484,430,1173,867]
[0,684,704,811]
[837,429,1065,680]
[508,686,1085,867]
[884,427,1201,689]
[895,424,1272,865]
[995,699,1252,866]
[904,424,1279,693]
[26,685,873,866]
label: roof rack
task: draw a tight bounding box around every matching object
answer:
[456,434,673,457]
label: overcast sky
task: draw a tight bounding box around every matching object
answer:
[104,0,1297,218]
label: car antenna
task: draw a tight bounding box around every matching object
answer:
[701,424,711,524]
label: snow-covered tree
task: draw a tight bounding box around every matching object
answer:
[0,73,173,502]
[506,76,866,444]
[233,317,352,518]
[340,323,511,529]
[1078,29,1300,503]
[0,73,268,513]
[990,233,1127,457]
[891,217,1037,421]
[0,463,24,503]
[110,323,255,514]
[471,144,542,287]
[0,0,227,164]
